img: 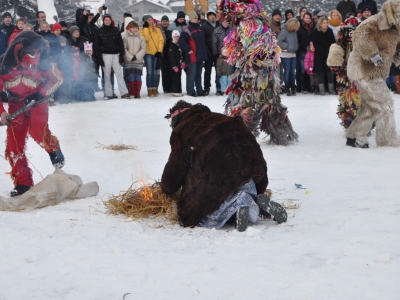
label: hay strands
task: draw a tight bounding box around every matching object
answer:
[96,142,137,151]
[103,181,180,222]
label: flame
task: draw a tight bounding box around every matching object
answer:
[139,181,153,201]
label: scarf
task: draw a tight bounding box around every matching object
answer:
[302,20,314,33]
[328,19,342,27]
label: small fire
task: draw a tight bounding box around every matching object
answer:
[139,181,153,201]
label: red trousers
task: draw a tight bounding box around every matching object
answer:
[5,100,60,187]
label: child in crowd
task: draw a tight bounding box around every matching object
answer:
[168,30,185,97]
[304,41,318,94]
[82,41,97,101]
[71,46,83,101]
[216,48,234,94]
[54,36,72,103]
[123,19,146,98]
[8,18,26,45]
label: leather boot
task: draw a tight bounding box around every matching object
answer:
[135,81,142,98]
[129,81,136,98]
[285,85,292,96]
[318,83,325,96]
[290,84,297,96]
[152,87,157,97]
[394,75,400,94]
[147,88,154,97]
[328,83,336,95]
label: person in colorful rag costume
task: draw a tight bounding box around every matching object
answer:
[217,0,298,145]
[0,31,64,197]
[327,16,361,129]
[161,100,287,232]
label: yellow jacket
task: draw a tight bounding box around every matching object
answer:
[140,26,164,55]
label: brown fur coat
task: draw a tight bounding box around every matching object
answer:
[161,105,268,227]
[347,0,400,81]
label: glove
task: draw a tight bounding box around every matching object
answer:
[173,67,179,72]
[181,62,186,69]
[24,91,43,103]
[309,67,313,71]
[370,52,383,66]
[119,55,124,65]
[155,52,162,58]
[131,55,137,61]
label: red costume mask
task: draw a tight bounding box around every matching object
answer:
[21,50,40,69]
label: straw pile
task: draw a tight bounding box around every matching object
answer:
[97,142,137,151]
[103,182,180,222]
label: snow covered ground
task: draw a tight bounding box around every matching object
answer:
[1,85,400,299]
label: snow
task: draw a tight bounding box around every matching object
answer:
[38,0,58,23]
[1,77,400,298]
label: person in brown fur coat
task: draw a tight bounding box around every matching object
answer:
[345,0,400,148]
[161,100,287,231]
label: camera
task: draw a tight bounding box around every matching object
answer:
[102,4,107,10]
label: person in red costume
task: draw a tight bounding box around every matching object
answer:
[0,31,64,197]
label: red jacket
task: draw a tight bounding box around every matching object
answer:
[8,27,22,46]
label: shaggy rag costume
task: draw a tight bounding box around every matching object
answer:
[0,31,63,192]
[161,103,268,227]
[346,0,400,147]
[327,17,361,129]
[217,0,298,145]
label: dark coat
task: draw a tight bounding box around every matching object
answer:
[336,0,357,20]
[297,21,315,53]
[78,13,100,43]
[161,104,268,227]
[168,41,183,69]
[94,24,124,64]
[211,25,234,57]
[37,31,60,58]
[311,28,336,73]
[67,35,89,52]
[0,22,16,43]
[0,31,7,56]
[179,22,208,63]
[161,26,172,67]
[200,19,219,55]
[357,0,378,15]
[61,30,71,40]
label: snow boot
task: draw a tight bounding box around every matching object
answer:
[49,149,65,168]
[234,206,249,232]
[291,84,297,96]
[328,83,336,95]
[285,86,292,96]
[147,88,154,97]
[311,85,317,94]
[256,194,287,224]
[152,87,158,97]
[346,137,369,148]
[135,81,142,98]
[300,73,307,93]
[10,185,31,197]
[318,83,325,96]
[129,81,136,98]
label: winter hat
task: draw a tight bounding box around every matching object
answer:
[142,15,152,22]
[177,11,185,19]
[299,6,307,15]
[103,14,116,26]
[69,25,80,35]
[59,21,67,28]
[84,41,93,52]
[58,35,67,43]
[207,9,217,17]
[312,10,321,16]
[309,41,313,45]
[2,12,11,19]
[52,23,62,33]
[187,11,198,21]
[272,9,282,17]
[124,12,132,18]
[284,9,294,20]
[317,10,327,17]
[172,30,180,37]
[361,6,371,13]
[124,17,135,29]
[71,46,80,53]
[161,15,169,21]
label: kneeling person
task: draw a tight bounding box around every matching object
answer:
[161,101,287,231]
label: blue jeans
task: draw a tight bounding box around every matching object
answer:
[144,54,157,88]
[188,61,204,95]
[219,75,231,93]
[281,57,297,86]
[128,73,142,82]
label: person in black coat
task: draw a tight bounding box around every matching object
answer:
[37,22,60,59]
[77,7,103,43]
[336,0,357,20]
[297,12,315,93]
[168,30,185,96]
[160,15,173,93]
[357,0,378,15]
[178,11,208,97]
[310,18,336,95]
[0,12,16,44]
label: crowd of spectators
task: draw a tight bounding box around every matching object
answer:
[1,0,390,102]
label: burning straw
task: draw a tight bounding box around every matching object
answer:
[103,182,180,222]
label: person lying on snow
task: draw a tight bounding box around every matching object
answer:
[0,31,64,197]
[161,100,287,231]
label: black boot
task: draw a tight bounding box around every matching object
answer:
[290,84,297,96]
[256,194,287,224]
[49,149,65,168]
[285,85,292,96]
[346,137,369,148]
[10,185,31,197]
[300,73,307,93]
[234,206,249,232]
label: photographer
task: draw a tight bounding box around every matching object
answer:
[139,15,164,97]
